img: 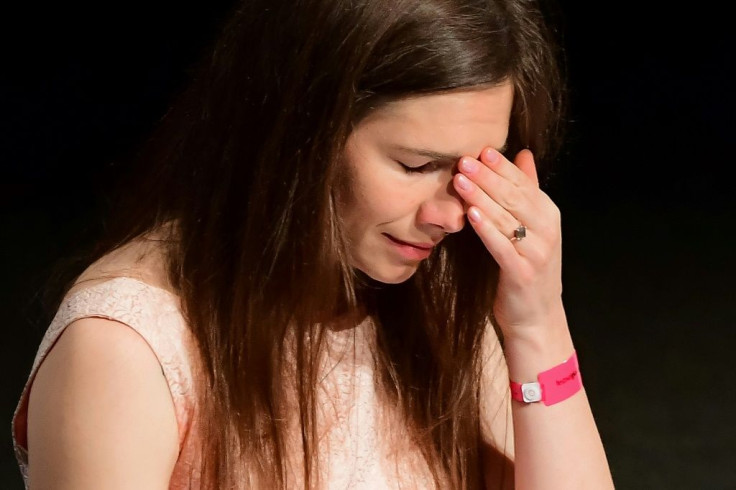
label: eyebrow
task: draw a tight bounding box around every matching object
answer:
[391,143,508,164]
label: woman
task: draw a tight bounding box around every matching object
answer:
[12,0,615,488]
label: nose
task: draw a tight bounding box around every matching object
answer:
[416,179,466,235]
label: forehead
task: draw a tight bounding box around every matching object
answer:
[355,82,514,157]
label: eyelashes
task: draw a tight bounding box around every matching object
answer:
[398,161,439,174]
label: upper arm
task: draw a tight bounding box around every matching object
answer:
[479,325,515,488]
[27,317,180,490]
[479,325,514,457]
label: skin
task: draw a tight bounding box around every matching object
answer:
[27,318,179,489]
[340,81,564,335]
[340,83,514,284]
[341,82,615,488]
[341,81,562,336]
[25,83,613,489]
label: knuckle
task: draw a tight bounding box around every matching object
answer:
[502,187,522,210]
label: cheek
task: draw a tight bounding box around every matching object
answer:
[349,172,416,223]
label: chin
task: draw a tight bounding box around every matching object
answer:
[356,263,418,285]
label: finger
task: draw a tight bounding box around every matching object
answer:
[512,149,538,187]
[457,156,542,230]
[480,147,538,189]
[466,206,524,269]
[467,206,552,281]
[453,173,521,235]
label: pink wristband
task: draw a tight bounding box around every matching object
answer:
[510,351,582,406]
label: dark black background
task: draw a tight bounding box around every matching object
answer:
[2,1,734,488]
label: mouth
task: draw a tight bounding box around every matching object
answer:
[383,234,435,250]
[381,234,439,263]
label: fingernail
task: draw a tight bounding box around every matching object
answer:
[460,158,478,173]
[484,148,499,163]
[456,174,471,190]
[468,207,481,223]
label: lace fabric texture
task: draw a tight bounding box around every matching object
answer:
[11,277,201,488]
[11,277,446,489]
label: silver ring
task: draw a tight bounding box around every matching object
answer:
[512,224,527,241]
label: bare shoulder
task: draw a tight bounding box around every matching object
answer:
[27,317,179,489]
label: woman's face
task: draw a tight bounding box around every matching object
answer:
[340,82,514,284]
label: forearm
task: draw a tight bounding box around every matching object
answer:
[501,306,614,489]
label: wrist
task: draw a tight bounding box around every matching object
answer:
[502,306,574,382]
[509,350,582,406]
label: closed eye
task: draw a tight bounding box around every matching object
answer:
[398,161,441,174]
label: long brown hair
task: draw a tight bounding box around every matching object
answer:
[61,0,565,487]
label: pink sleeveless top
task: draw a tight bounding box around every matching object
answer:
[13,276,507,488]
[11,277,203,488]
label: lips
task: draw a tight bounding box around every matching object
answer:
[383,234,436,250]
